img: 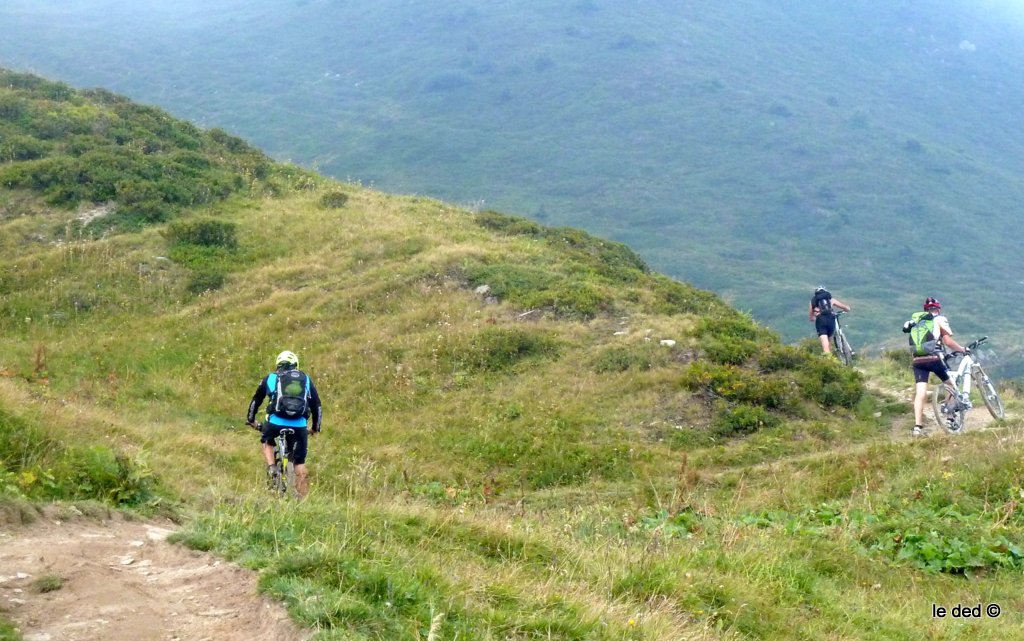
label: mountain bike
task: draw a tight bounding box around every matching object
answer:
[930,337,1005,433]
[832,310,854,366]
[251,422,298,497]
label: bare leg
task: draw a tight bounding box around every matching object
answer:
[294,463,309,499]
[819,334,832,354]
[913,382,929,426]
[262,442,275,466]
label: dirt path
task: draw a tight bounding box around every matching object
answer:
[0,508,309,641]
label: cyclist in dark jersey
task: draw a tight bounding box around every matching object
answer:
[808,286,851,356]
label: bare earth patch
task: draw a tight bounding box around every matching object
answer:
[0,510,309,641]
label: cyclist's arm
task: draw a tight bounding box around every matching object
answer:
[246,376,270,424]
[832,299,851,312]
[307,381,323,433]
[936,317,966,353]
[808,302,816,322]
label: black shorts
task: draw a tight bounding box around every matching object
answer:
[912,357,951,385]
[815,314,836,337]
[261,423,309,465]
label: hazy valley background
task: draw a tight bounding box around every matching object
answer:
[4,0,1024,372]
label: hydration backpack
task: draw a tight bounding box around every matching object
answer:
[904,312,939,356]
[812,289,833,315]
[268,369,310,419]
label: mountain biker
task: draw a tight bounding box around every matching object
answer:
[808,286,851,356]
[903,297,968,437]
[246,350,323,498]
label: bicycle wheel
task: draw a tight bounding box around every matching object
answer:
[834,330,854,366]
[269,444,289,494]
[973,365,1005,420]
[931,386,966,434]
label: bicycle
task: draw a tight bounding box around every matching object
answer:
[831,310,854,366]
[930,337,1005,433]
[251,422,298,497]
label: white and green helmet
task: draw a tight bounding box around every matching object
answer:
[275,350,299,368]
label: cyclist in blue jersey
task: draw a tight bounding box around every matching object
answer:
[246,350,323,498]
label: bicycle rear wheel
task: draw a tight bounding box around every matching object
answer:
[931,386,966,434]
[268,452,288,494]
[834,330,854,366]
[973,366,1005,420]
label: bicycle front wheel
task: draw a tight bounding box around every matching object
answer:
[974,366,1005,420]
[931,386,966,434]
[834,330,854,366]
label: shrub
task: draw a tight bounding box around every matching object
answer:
[796,359,864,408]
[186,270,227,294]
[702,336,758,365]
[474,210,541,236]
[694,315,770,365]
[712,403,781,437]
[164,218,238,249]
[680,361,790,409]
[318,191,349,209]
[759,344,805,372]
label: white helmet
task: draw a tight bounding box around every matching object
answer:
[275,350,299,368]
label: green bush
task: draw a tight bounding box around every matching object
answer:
[796,358,864,408]
[318,191,350,209]
[186,271,227,294]
[713,402,781,437]
[758,344,805,372]
[680,361,790,409]
[702,336,758,365]
[474,210,542,236]
[164,218,238,248]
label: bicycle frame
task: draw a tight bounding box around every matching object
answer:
[273,427,297,497]
[831,310,854,365]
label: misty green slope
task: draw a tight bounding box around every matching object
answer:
[3,0,1024,363]
[3,72,1024,641]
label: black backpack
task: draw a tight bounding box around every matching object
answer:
[268,369,310,419]
[812,289,833,315]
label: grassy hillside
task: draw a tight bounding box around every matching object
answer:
[3,1,1024,360]
[2,75,1024,640]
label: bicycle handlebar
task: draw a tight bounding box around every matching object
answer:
[941,336,989,363]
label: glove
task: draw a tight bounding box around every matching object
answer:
[902,321,914,333]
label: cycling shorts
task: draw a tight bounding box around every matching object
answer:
[815,314,836,337]
[261,423,309,465]
[912,357,950,385]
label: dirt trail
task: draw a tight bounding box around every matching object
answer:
[0,509,309,641]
